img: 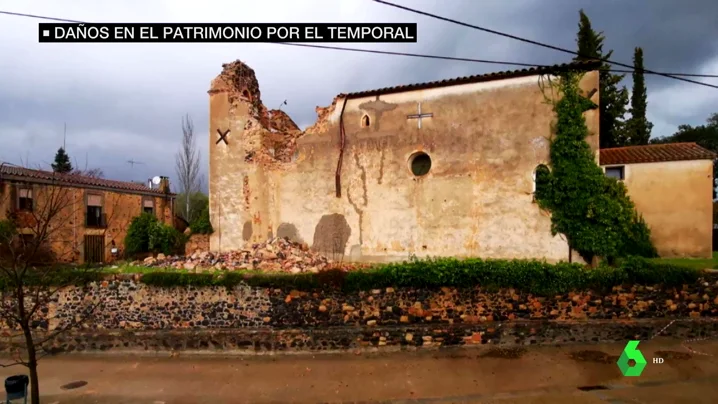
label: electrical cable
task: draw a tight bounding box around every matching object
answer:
[2,9,718,81]
[371,0,718,89]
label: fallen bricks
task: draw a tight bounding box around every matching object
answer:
[137,237,363,273]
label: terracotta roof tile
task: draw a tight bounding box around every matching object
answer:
[0,164,174,196]
[600,143,717,166]
[341,60,602,98]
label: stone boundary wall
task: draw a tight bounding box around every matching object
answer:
[38,275,718,331]
[0,275,716,355]
[4,319,718,356]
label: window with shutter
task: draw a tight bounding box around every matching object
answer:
[85,193,104,228]
[17,186,33,211]
[143,198,154,215]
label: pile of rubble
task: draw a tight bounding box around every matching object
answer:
[140,237,341,274]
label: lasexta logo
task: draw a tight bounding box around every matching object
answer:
[617,340,647,376]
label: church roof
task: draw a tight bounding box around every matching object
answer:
[600,142,717,165]
[0,163,174,197]
[340,60,602,98]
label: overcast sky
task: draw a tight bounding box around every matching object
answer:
[1,0,717,191]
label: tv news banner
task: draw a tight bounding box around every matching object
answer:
[38,23,417,43]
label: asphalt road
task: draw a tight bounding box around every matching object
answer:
[1,337,716,403]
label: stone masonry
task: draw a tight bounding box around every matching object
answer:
[0,273,717,355]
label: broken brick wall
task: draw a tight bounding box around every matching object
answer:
[208,60,310,252]
[185,233,210,256]
[208,60,600,262]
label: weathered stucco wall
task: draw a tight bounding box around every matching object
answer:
[614,159,714,258]
[208,61,600,263]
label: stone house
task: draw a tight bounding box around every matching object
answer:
[0,164,176,264]
[207,59,713,262]
[600,142,716,258]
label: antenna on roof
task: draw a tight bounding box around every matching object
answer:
[127,159,144,168]
[278,100,287,111]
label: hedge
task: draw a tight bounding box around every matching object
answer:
[0,257,699,296]
[137,256,700,296]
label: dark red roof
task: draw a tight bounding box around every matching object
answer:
[600,142,717,165]
[341,60,602,98]
[0,164,174,196]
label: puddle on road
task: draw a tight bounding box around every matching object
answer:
[479,347,527,359]
[577,385,609,391]
[568,350,619,364]
[60,380,88,390]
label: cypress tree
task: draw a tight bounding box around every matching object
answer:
[51,148,73,173]
[625,47,653,145]
[573,10,629,149]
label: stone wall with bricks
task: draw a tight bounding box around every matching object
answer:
[1,273,716,354]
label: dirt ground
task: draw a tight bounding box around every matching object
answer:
[0,338,717,403]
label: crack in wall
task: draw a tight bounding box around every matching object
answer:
[355,152,368,206]
[347,151,368,246]
[378,144,386,185]
[242,175,250,210]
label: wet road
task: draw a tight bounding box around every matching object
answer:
[1,338,716,403]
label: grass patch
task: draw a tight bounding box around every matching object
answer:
[650,252,718,270]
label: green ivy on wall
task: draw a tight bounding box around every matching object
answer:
[535,71,656,264]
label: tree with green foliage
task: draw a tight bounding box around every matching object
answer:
[51,148,73,173]
[625,47,653,145]
[175,192,208,224]
[651,112,718,198]
[189,204,213,235]
[535,71,656,264]
[651,112,718,152]
[124,213,186,257]
[124,213,158,256]
[573,9,629,149]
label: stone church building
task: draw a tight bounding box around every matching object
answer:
[207,59,715,261]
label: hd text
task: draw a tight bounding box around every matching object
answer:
[38,23,418,43]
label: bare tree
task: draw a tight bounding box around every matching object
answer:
[0,172,129,403]
[71,154,105,179]
[175,114,201,223]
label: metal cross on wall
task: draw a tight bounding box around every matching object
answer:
[406,102,433,129]
[216,128,230,145]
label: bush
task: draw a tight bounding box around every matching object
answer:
[148,222,187,256]
[0,219,16,242]
[134,256,700,296]
[124,213,158,256]
[189,205,213,235]
[125,213,187,257]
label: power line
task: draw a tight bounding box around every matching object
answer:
[3,9,718,80]
[274,43,718,78]
[371,0,718,89]
[0,10,83,23]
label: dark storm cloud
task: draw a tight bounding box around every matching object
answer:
[0,0,717,188]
